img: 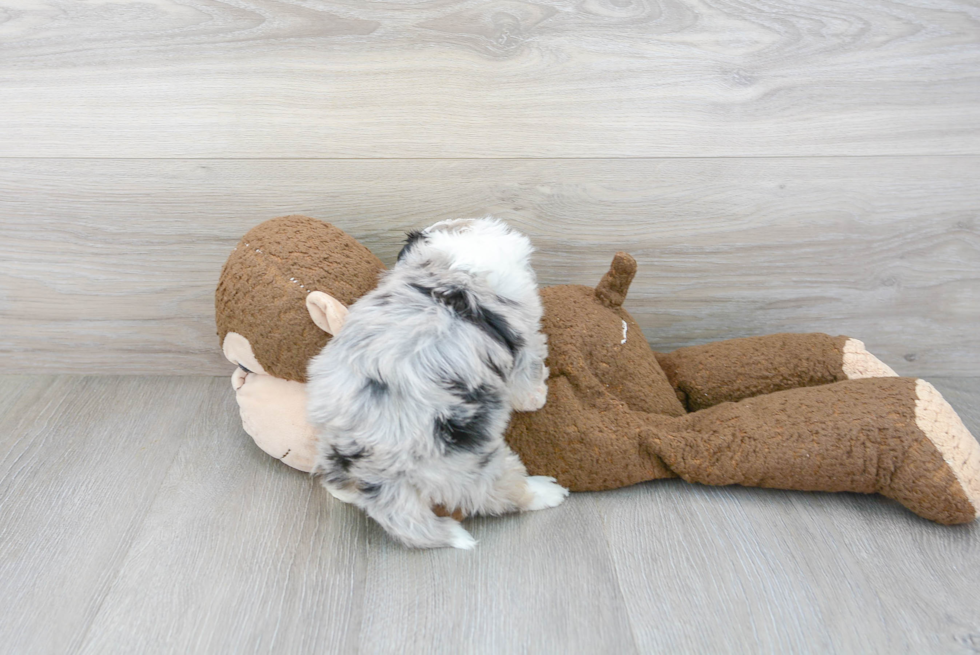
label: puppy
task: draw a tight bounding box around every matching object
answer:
[307,217,568,549]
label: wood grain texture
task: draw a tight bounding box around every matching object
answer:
[72,377,637,655]
[600,376,980,654]
[1,0,979,157]
[77,377,370,655]
[1,375,978,654]
[2,157,978,376]
[358,499,637,655]
[0,376,213,655]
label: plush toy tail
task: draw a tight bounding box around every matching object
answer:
[595,252,637,308]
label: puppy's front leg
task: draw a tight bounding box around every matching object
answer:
[347,477,477,550]
[508,331,549,412]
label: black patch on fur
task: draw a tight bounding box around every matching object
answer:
[397,230,426,262]
[434,415,486,453]
[327,445,367,473]
[410,283,434,298]
[483,357,507,381]
[449,381,498,407]
[478,449,497,468]
[435,381,503,453]
[414,284,525,357]
[442,377,469,397]
[358,481,382,498]
[470,305,524,357]
[432,285,471,315]
[364,377,388,398]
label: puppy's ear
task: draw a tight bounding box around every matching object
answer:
[306,291,349,336]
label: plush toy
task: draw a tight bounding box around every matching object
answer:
[216,215,980,524]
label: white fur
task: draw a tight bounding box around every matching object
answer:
[308,218,565,549]
[422,218,538,303]
[525,476,571,510]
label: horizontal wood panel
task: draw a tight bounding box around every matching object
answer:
[1,157,977,376]
[1,0,979,157]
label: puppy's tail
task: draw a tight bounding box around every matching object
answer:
[594,252,637,308]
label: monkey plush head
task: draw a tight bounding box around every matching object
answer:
[215,215,385,470]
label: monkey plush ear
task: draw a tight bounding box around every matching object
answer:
[306,291,349,336]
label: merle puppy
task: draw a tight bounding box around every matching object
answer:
[307,217,568,549]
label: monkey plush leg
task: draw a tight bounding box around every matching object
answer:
[645,377,979,524]
[654,333,897,411]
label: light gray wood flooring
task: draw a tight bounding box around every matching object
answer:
[2,375,979,654]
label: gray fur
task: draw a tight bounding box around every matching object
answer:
[307,218,567,550]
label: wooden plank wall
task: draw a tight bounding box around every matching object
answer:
[1,0,978,376]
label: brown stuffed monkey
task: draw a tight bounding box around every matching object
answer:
[216,216,980,524]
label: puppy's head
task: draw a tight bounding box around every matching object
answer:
[396,217,536,301]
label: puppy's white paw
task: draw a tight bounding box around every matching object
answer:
[512,382,548,412]
[325,484,359,505]
[524,476,569,511]
[447,522,477,550]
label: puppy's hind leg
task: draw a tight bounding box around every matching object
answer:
[353,478,477,550]
[469,447,569,516]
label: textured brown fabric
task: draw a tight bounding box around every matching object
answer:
[507,376,678,491]
[543,285,687,418]
[500,257,976,523]
[655,333,851,411]
[505,280,684,490]
[649,377,975,524]
[594,252,637,308]
[215,216,385,382]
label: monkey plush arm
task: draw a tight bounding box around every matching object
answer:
[654,333,898,412]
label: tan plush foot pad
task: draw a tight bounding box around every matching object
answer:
[842,338,898,379]
[915,379,980,520]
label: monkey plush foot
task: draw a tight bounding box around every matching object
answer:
[654,377,980,524]
[909,380,980,522]
[842,338,898,379]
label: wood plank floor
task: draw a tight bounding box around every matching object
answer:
[2,375,979,654]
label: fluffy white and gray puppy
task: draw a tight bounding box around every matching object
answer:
[307,217,568,549]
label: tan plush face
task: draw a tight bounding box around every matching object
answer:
[220,287,353,472]
[221,331,318,471]
[215,215,387,470]
[219,289,354,472]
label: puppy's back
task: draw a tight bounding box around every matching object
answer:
[307,263,518,465]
